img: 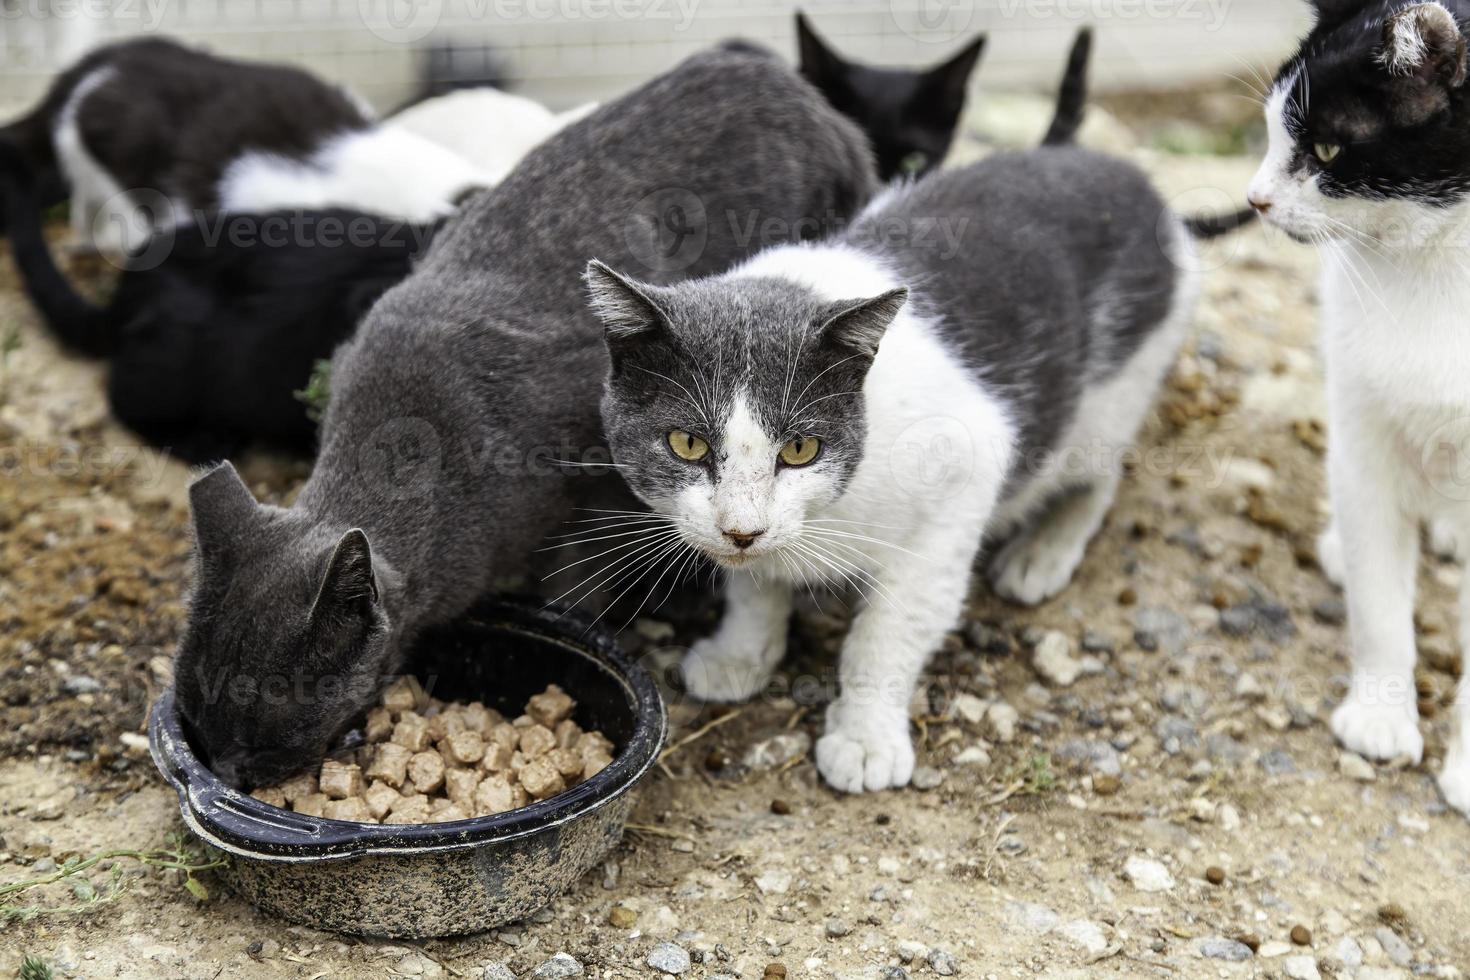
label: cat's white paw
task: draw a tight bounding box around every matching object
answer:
[680,637,778,704]
[815,705,914,794]
[1429,517,1464,562]
[1317,525,1344,586]
[1332,690,1423,763]
[1440,743,1470,818]
[988,530,1085,606]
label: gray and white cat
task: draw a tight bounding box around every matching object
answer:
[170,42,878,790]
[585,138,1241,792]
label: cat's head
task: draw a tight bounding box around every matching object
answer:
[585,259,905,568]
[172,463,397,789]
[796,11,984,179]
[1248,0,1470,244]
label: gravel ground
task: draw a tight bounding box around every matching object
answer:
[2,102,1468,979]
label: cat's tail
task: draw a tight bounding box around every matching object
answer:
[1181,206,1259,239]
[1042,26,1093,147]
[0,141,115,357]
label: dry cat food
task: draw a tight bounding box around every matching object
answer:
[249,679,615,824]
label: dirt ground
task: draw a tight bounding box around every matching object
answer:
[2,94,1469,980]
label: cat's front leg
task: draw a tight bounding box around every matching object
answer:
[816,520,983,793]
[1328,413,1424,764]
[680,571,792,704]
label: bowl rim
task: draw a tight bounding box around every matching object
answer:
[149,596,667,862]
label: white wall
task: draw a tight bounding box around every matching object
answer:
[0,0,1311,119]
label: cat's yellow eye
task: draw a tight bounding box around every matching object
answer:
[667,430,709,462]
[779,436,822,467]
[1314,142,1342,164]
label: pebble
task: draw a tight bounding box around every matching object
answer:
[482,966,517,980]
[755,869,792,894]
[1199,938,1255,962]
[1059,919,1109,956]
[1125,856,1175,892]
[1312,597,1347,625]
[1057,739,1123,777]
[952,693,988,725]
[879,969,908,980]
[966,621,1012,654]
[824,918,851,938]
[1339,752,1377,782]
[911,766,944,790]
[1375,927,1412,967]
[955,745,991,766]
[1081,630,1115,653]
[742,733,811,771]
[647,943,691,975]
[770,799,792,816]
[1134,606,1190,653]
[62,675,102,695]
[896,941,926,963]
[1333,937,1364,968]
[1220,597,1296,644]
[530,954,584,979]
[1284,956,1322,980]
[608,906,637,928]
[986,702,1020,743]
[1259,749,1298,776]
[1205,866,1227,885]
[927,949,959,976]
[1155,717,1200,756]
[1291,924,1313,946]
[1033,631,1083,686]
[1005,901,1060,933]
[763,964,788,979]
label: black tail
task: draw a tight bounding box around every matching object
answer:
[1042,27,1093,147]
[1183,206,1259,239]
[0,142,114,356]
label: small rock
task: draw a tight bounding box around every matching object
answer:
[1005,901,1060,933]
[879,969,908,980]
[911,767,944,790]
[647,943,691,975]
[608,906,637,929]
[1332,937,1364,969]
[1199,938,1254,962]
[763,965,787,980]
[896,941,926,964]
[1259,749,1298,776]
[1284,955,1321,980]
[1205,866,1226,885]
[1291,925,1313,946]
[965,621,1012,654]
[742,733,811,771]
[1375,927,1412,967]
[955,745,991,767]
[770,799,792,816]
[1339,752,1377,782]
[1033,631,1082,686]
[754,869,792,894]
[1312,597,1346,625]
[1059,919,1109,956]
[1056,739,1123,777]
[1220,597,1295,644]
[531,954,584,979]
[1125,856,1175,893]
[986,702,1020,743]
[1092,774,1121,795]
[482,966,517,980]
[952,693,988,725]
[1155,717,1200,756]
[1081,630,1115,653]
[927,949,959,976]
[62,675,102,695]
[824,918,851,939]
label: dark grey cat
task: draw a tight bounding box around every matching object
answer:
[583,110,1249,792]
[170,42,877,789]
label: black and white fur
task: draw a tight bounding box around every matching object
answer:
[0,37,487,254]
[796,10,985,178]
[1247,0,1470,817]
[584,65,1234,792]
[0,141,435,463]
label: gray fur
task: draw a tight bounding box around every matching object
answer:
[594,146,1183,506]
[172,42,878,788]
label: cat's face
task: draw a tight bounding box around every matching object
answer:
[585,261,905,569]
[1248,1,1470,244]
[172,464,395,789]
[797,13,985,179]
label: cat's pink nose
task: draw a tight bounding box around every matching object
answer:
[723,529,764,550]
[1248,194,1272,214]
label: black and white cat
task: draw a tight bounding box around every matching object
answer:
[0,37,488,254]
[0,141,435,463]
[1246,0,1470,817]
[584,74,1249,792]
[169,43,879,790]
[796,11,986,178]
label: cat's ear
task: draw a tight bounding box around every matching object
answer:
[309,529,379,624]
[795,11,847,87]
[584,260,668,343]
[818,288,908,358]
[1382,2,1467,88]
[919,33,987,108]
[189,462,260,559]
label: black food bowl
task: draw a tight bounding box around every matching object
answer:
[149,597,666,938]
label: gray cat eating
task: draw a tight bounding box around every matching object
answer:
[170,42,878,789]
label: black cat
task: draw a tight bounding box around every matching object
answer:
[795,11,986,178]
[0,143,435,464]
